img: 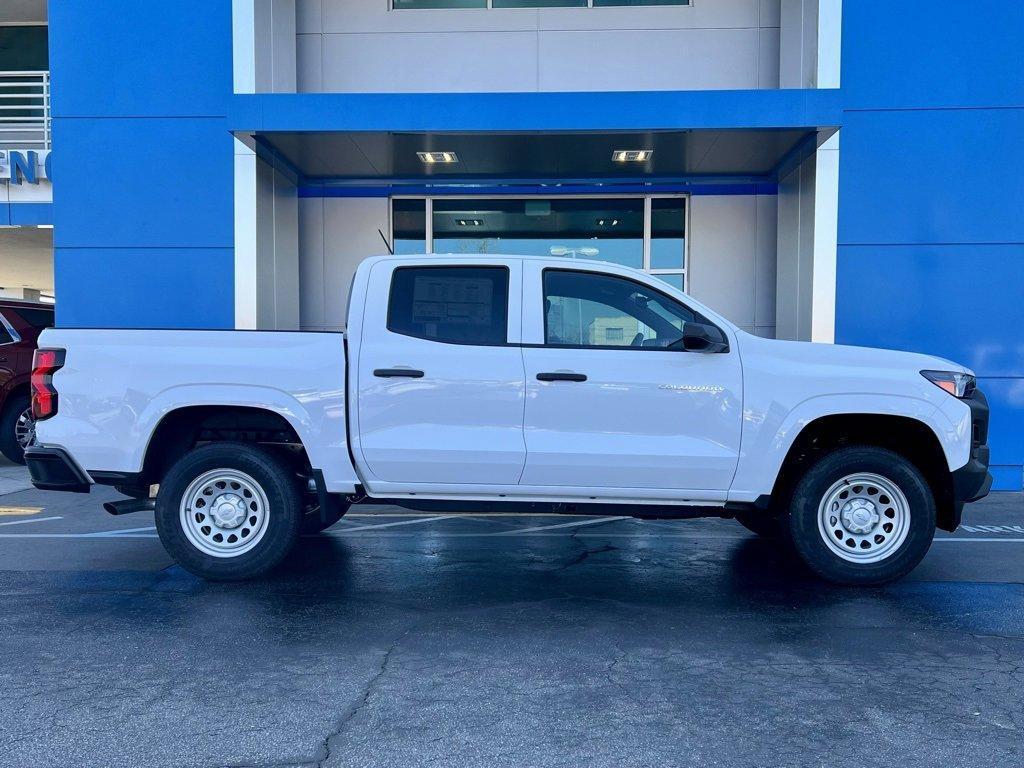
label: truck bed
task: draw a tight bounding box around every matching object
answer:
[34,328,360,492]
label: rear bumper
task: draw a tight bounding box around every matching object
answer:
[24,445,91,493]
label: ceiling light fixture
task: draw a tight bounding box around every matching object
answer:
[456,218,483,227]
[417,151,459,164]
[612,150,653,162]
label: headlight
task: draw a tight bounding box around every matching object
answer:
[921,370,976,398]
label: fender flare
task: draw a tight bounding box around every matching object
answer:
[729,393,968,502]
[135,384,359,492]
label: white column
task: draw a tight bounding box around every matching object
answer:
[817,0,843,89]
[811,133,839,343]
[775,156,815,342]
[234,138,258,329]
[779,0,818,88]
[232,0,257,94]
[776,132,841,343]
[234,0,296,93]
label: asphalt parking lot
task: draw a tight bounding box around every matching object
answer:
[1,457,1023,768]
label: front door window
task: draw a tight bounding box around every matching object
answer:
[544,269,701,349]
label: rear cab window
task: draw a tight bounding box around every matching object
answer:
[387,266,509,346]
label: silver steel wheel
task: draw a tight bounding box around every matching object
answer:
[817,472,911,564]
[15,407,35,450]
[179,469,270,558]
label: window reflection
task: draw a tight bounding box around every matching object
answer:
[393,199,427,255]
[432,198,644,269]
[544,269,699,349]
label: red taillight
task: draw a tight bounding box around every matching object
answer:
[31,348,65,420]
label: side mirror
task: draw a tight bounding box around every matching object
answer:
[674,322,728,353]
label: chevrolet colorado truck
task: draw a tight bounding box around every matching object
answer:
[25,255,991,584]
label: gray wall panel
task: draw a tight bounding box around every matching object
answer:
[319,31,540,93]
[754,193,778,332]
[299,196,390,331]
[688,195,759,331]
[538,29,761,92]
[301,0,782,93]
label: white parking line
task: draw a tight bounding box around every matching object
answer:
[85,526,157,537]
[0,515,62,527]
[934,537,1024,543]
[0,532,158,539]
[489,516,623,536]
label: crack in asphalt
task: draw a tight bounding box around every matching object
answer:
[560,543,618,570]
[315,625,416,768]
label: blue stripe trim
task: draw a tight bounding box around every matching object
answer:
[233,89,843,133]
[298,182,778,198]
[0,202,53,226]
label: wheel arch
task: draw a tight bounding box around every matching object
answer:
[1,380,30,412]
[127,384,358,493]
[140,404,312,487]
[770,412,958,532]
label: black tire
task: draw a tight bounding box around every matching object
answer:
[155,442,303,581]
[300,499,350,535]
[734,512,788,538]
[0,395,32,464]
[788,446,936,585]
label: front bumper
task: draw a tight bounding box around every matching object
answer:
[24,445,91,493]
[953,446,992,504]
[945,388,992,530]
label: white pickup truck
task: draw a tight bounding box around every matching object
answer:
[25,255,991,584]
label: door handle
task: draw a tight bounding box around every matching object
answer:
[536,372,587,382]
[374,368,424,378]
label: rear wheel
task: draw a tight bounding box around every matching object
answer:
[155,442,302,580]
[0,395,33,464]
[788,446,936,585]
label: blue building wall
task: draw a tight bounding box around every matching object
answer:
[835,1,1024,490]
[48,1,236,329]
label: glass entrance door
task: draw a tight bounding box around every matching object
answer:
[392,195,687,289]
[434,197,644,269]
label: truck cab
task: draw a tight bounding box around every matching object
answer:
[25,255,991,585]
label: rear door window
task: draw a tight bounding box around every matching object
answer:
[387,266,509,346]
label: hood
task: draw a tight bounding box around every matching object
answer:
[737,333,973,376]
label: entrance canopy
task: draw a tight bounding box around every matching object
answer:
[232,89,841,188]
[248,128,830,185]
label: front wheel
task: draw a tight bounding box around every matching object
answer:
[155,442,303,580]
[788,446,936,585]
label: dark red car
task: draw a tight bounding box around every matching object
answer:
[0,300,55,464]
